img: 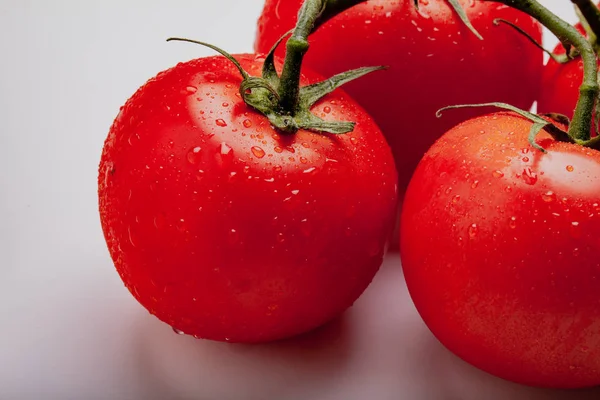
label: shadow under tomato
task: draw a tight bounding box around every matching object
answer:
[133,309,353,400]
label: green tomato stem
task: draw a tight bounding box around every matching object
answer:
[491,0,598,141]
[572,0,600,44]
[278,0,366,114]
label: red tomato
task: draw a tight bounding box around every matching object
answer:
[400,112,600,388]
[98,54,397,343]
[255,0,543,196]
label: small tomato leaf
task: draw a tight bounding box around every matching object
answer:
[299,66,386,108]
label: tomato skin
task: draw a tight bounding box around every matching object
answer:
[98,54,397,343]
[400,112,600,388]
[255,0,543,193]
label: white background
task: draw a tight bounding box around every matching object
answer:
[2,1,599,400]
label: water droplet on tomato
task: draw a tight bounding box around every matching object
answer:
[251,146,266,158]
[172,327,185,335]
[300,219,311,236]
[468,223,478,238]
[452,195,461,204]
[216,119,227,127]
[566,165,574,172]
[492,170,504,178]
[471,180,479,189]
[128,226,136,247]
[243,119,252,128]
[153,214,166,229]
[291,189,300,195]
[323,106,331,114]
[350,137,358,146]
[299,157,308,164]
[522,156,530,162]
[505,186,513,193]
[303,167,317,174]
[570,221,581,238]
[185,86,197,94]
[509,216,517,229]
[277,232,285,243]
[445,187,453,195]
[186,146,202,164]
[522,167,538,185]
[273,165,282,172]
[229,228,239,244]
[541,191,556,203]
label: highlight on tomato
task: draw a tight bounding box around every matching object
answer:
[401,0,600,388]
[98,0,397,343]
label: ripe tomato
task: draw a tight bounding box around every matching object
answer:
[400,112,600,388]
[255,0,543,196]
[98,54,397,343]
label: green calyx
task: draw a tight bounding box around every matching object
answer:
[166,0,384,135]
[167,36,383,134]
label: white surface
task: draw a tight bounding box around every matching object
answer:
[0,1,597,399]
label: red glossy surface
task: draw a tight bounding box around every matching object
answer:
[401,112,600,388]
[255,0,543,194]
[98,54,397,343]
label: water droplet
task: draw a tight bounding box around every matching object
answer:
[186,146,202,164]
[229,228,239,244]
[468,223,478,238]
[509,216,517,229]
[522,156,530,162]
[471,180,479,189]
[251,146,266,158]
[385,11,392,17]
[216,119,227,127]
[291,189,299,195]
[323,106,331,114]
[298,219,311,236]
[277,232,285,243]
[274,146,283,153]
[153,214,166,229]
[573,248,580,257]
[273,165,282,172]
[445,187,453,195]
[570,221,581,238]
[185,86,197,94]
[299,156,308,164]
[172,327,185,335]
[452,195,461,204]
[541,191,556,203]
[522,167,538,185]
[505,185,513,193]
[303,167,317,174]
[566,165,574,172]
[350,137,358,145]
[492,170,504,178]
[243,119,252,128]
[221,102,229,107]
[128,226,136,247]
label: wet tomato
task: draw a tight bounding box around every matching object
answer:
[98,54,397,343]
[401,112,600,388]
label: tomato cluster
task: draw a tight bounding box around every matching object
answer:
[99,0,600,389]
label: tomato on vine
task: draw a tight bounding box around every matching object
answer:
[99,0,397,343]
[255,0,543,200]
[401,0,600,388]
